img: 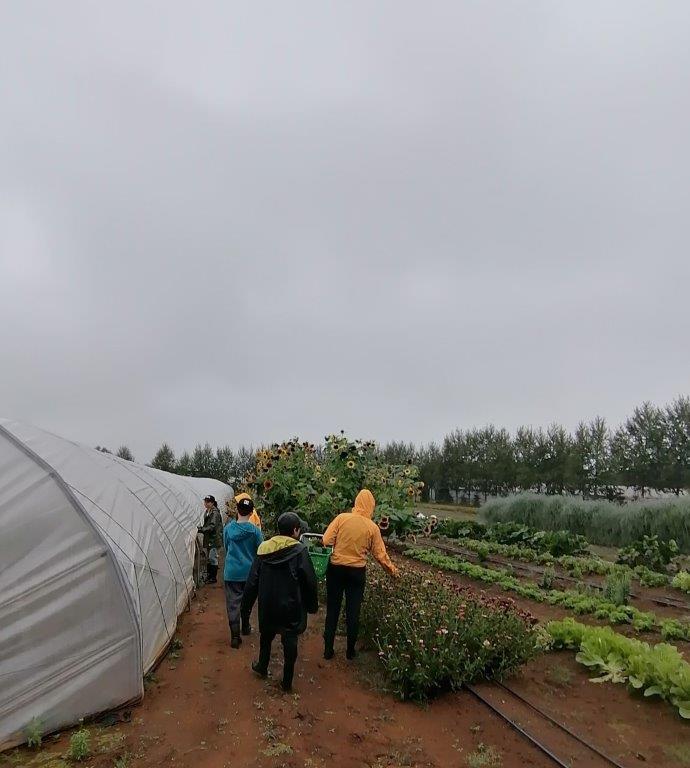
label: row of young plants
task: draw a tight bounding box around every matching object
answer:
[545,618,690,719]
[358,564,538,701]
[434,519,589,557]
[432,534,670,589]
[406,548,690,641]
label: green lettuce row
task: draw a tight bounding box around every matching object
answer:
[546,618,690,719]
[405,548,690,641]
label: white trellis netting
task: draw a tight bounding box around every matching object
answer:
[0,418,232,748]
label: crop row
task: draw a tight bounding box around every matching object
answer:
[432,534,670,588]
[406,548,690,641]
[546,618,690,719]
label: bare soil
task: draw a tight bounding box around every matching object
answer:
[4,562,688,768]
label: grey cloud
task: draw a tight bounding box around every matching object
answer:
[1,1,689,460]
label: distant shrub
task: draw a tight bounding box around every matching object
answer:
[480,494,690,552]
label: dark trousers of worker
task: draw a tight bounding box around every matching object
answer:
[224,580,248,630]
[323,563,366,655]
[257,631,299,689]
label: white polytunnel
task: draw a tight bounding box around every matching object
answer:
[0,418,233,748]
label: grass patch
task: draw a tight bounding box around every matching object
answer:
[261,742,293,757]
[467,743,502,767]
[664,744,690,766]
[545,664,573,687]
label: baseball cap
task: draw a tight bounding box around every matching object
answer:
[237,497,254,514]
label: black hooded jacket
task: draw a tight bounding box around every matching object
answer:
[241,536,318,634]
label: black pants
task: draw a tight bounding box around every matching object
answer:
[323,563,366,653]
[257,631,299,689]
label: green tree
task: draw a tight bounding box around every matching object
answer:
[417,442,443,501]
[569,417,613,498]
[615,402,668,497]
[513,427,541,492]
[190,443,217,478]
[151,443,176,473]
[664,396,690,495]
[483,426,515,497]
[176,451,193,476]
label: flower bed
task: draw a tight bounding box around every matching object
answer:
[359,565,538,700]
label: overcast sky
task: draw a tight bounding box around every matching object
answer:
[1,2,689,462]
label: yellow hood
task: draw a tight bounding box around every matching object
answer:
[352,489,376,519]
[234,492,252,504]
[257,535,300,556]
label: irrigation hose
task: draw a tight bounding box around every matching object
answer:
[494,682,630,768]
[465,685,572,768]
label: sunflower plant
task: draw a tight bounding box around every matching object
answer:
[238,432,423,532]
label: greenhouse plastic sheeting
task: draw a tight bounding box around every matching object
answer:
[0,418,232,748]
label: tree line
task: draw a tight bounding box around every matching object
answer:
[133,396,688,502]
[381,397,689,502]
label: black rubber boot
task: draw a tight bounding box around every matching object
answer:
[346,646,357,660]
[323,645,334,660]
[230,624,242,649]
[241,616,252,636]
[207,564,218,584]
[252,661,268,678]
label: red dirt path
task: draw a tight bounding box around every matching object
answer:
[6,567,689,768]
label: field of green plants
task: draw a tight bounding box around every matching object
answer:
[480,494,690,551]
[223,432,690,731]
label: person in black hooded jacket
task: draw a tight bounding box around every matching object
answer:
[241,511,318,692]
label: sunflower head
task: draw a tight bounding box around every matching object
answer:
[329,476,337,485]
[346,460,356,469]
[263,479,274,491]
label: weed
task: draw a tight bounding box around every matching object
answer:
[262,742,293,757]
[663,743,690,766]
[25,717,44,749]
[67,724,91,762]
[539,565,556,590]
[170,636,183,651]
[467,743,502,767]
[114,755,130,768]
[260,716,278,742]
[545,664,573,687]
[476,544,489,563]
[603,570,631,606]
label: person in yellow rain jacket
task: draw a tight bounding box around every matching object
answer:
[229,492,262,530]
[322,488,399,661]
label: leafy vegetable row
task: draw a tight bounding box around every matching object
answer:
[432,534,670,588]
[546,618,690,719]
[406,548,690,641]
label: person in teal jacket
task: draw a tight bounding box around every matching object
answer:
[223,496,263,648]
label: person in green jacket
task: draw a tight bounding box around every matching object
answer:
[198,495,223,584]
